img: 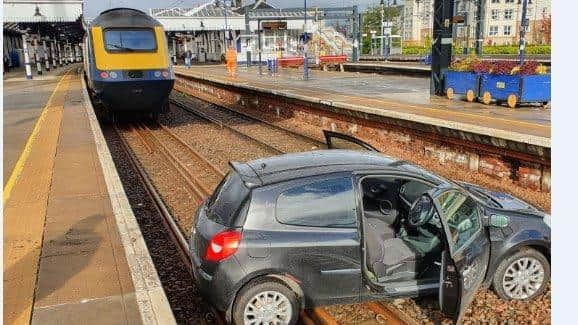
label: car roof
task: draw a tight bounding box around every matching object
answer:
[231,150,446,187]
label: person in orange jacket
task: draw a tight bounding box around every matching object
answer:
[225,47,237,77]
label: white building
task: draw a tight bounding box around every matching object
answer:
[481,0,550,45]
[402,0,433,45]
[402,0,550,46]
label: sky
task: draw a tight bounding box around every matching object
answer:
[84,0,388,18]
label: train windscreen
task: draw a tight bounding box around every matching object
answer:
[104,29,157,52]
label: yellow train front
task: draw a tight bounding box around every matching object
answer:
[84,8,174,117]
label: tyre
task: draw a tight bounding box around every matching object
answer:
[233,279,299,325]
[492,248,550,301]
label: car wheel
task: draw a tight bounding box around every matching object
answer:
[492,248,550,301]
[233,279,299,325]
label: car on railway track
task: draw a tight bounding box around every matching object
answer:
[189,131,550,325]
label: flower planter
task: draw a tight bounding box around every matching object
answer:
[444,71,480,102]
[479,73,551,108]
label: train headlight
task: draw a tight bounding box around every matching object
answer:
[154,71,162,78]
[99,71,109,79]
[161,71,170,78]
[109,71,118,79]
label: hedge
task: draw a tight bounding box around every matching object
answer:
[402,45,550,56]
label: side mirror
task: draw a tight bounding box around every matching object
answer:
[489,214,509,228]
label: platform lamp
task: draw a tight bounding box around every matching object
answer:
[517,0,529,65]
[303,0,309,80]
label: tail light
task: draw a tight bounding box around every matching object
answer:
[204,231,242,262]
[99,71,109,79]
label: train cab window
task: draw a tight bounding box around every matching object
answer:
[104,29,157,52]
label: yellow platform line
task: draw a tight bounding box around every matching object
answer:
[3,69,72,205]
[3,70,73,325]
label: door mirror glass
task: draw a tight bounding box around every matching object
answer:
[489,214,509,228]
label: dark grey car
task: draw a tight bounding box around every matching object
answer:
[189,131,551,325]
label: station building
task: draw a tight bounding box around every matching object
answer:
[148,0,357,65]
[3,0,84,78]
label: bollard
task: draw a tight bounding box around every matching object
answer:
[22,35,33,79]
[43,39,50,71]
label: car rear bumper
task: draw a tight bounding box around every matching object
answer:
[190,242,246,321]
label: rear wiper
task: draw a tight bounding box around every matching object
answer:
[106,43,134,52]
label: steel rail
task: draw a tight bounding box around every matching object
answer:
[171,93,325,149]
[114,125,192,271]
[170,99,285,155]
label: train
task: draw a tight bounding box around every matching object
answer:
[83,8,174,119]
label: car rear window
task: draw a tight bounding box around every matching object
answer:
[206,171,250,226]
[104,29,157,52]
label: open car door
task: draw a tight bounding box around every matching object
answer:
[423,187,490,324]
[323,130,379,152]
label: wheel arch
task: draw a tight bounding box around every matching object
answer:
[484,239,550,286]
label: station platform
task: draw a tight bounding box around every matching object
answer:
[343,61,431,75]
[174,65,550,148]
[3,67,174,324]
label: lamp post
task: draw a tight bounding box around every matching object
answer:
[518,0,529,65]
[224,0,230,48]
[303,0,309,81]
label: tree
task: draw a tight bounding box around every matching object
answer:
[541,13,551,45]
[361,4,399,55]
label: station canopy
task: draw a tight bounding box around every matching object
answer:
[3,0,84,42]
[150,1,245,32]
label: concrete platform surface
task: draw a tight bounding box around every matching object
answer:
[3,66,72,185]
[3,67,174,325]
[175,65,550,147]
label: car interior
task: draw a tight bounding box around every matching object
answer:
[361,176,444,284]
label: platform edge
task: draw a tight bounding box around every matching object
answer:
[80,76,176,325]
[176,70,550,148]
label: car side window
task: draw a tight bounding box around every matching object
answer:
[435,191,481,253]
[276,177,356,228]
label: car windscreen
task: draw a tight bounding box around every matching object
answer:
[206,171,250,226]
[104,29,157,52]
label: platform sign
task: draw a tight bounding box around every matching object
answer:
[453,12,468,26]
[263,21,287,30]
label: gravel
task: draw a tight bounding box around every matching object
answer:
[101,122,216,324]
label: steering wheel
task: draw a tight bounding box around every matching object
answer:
[408,195,436,228]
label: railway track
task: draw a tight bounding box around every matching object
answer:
[170,93,325,154]
[114,107,415,324]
